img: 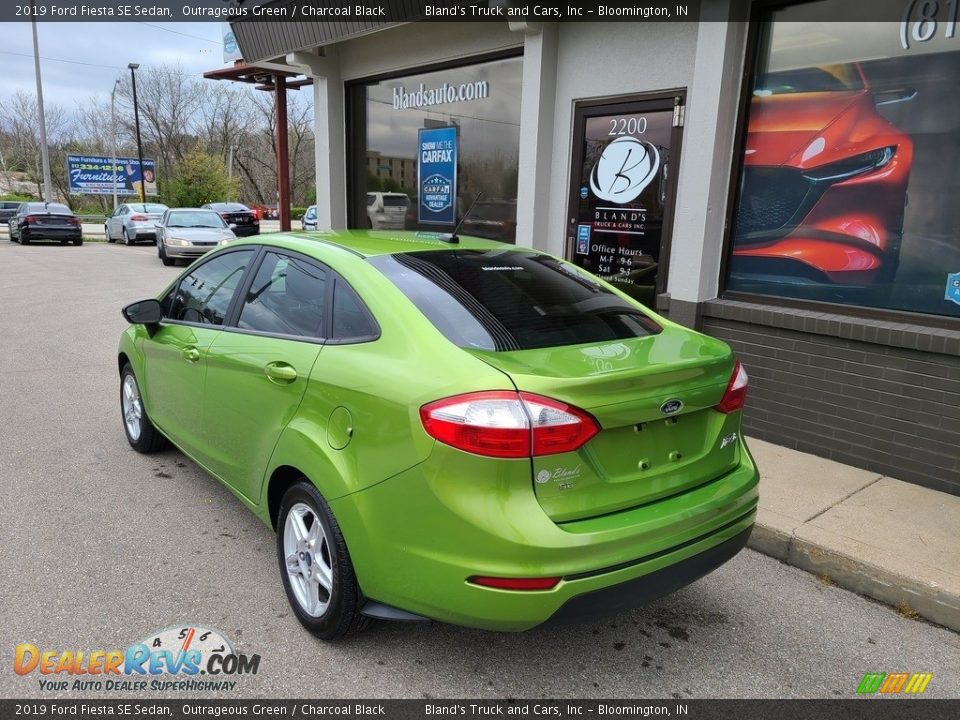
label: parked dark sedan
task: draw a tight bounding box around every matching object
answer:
[0,201,22,225]
[8,202,83,245]
[201,202,260,237]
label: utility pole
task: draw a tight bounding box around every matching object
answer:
[227,144,236,200]
[110,78,121,210]
[128,63,146,203]
[31,1,54,202]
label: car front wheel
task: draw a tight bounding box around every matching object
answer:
[277,482,369,641]
[158,243,175,266]
[120,364,169,453]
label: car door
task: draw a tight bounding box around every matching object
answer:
[141,248,258,462]
[109,206,126,240]
[201,250,328,501]
[10,204,22,238]
[155,210,168,245]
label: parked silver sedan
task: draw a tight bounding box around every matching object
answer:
[155,208,236,266]
[105,202,169,245]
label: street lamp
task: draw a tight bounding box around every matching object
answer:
[31,0,53,202]
[110,78,121,210]
[128,63,146,203]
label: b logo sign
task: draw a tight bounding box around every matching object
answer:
[589,137,660,204]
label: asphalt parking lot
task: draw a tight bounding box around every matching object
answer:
[0,239,957,700]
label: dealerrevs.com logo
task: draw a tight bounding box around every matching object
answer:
[14,626,260,693]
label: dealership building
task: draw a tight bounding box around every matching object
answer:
[230,0,960,496]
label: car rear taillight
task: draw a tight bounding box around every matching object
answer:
[23,215,38,224]
[130,214,148,221]
[419,391,600,459]
[469,576,561,591]
[715,360,749,414]
[67,217,81,227]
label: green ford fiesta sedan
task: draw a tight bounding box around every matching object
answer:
[117,231,758,640]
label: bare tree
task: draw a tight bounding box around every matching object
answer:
[0,89,71,199]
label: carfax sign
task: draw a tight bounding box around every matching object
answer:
[417,126,457,225]
[66,155,158,197]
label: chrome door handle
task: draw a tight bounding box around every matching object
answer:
[264,362,297,383]
[181,347,200,363]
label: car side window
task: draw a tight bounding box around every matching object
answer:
[168,249,255,326]
[331,279,378,341]
[238,252,327,338]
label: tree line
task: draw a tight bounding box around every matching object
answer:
[0,64,315,212]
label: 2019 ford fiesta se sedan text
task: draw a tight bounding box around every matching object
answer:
[117,231,759,640]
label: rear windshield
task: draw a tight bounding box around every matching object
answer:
[1,202,21,209]
[27,203,72,214]
[129,203,167,213]
[210,203,250,212]
[368,250,661,351]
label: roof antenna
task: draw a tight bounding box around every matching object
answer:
[442,191,483,244]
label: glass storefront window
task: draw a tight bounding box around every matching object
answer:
[348,55,522,243]
[726,2,960,319]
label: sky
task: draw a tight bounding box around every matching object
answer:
[0,22,231,107]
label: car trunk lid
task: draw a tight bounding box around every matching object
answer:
[468,328,741,522]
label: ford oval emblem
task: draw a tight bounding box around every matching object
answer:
[660,399,683,415]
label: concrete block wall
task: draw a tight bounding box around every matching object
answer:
[700,300,960,496]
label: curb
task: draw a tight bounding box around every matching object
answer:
[747,524,960,633]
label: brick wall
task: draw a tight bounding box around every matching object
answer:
[700,300,960,496]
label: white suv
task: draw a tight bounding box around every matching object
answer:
[367,192,409,230]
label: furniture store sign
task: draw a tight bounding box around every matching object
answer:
[418,126,457,225]
[67,155,158,196]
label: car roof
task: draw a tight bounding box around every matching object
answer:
[229,229,513,259]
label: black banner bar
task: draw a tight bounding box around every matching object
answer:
[0,0,954,23]
[2,700,959,720]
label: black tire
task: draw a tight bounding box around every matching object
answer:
[124,228,134,246]
[120,364,169,453]
[105,225,114,243]
[276,481,370,641]
[20,230,29,245]
[159,243,175,266]
[73,238,83,246]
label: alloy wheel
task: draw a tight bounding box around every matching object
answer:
[121,373,143,441]
[283,503,334,618]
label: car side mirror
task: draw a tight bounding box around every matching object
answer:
[122,299,162,334]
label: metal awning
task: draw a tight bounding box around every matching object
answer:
[228,0,430,63]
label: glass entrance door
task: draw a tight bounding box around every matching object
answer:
[568,95,684,307]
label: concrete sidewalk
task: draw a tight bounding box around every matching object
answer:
[747,437,960,632]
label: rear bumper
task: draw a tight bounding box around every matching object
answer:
[233,226,259,237]
[330,439,759,631]
[22,227,81,240]
[548,524,752,625]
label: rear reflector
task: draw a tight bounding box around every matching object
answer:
[715,359,749,414]
[420,391,600,459]
[469,576,561,591]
